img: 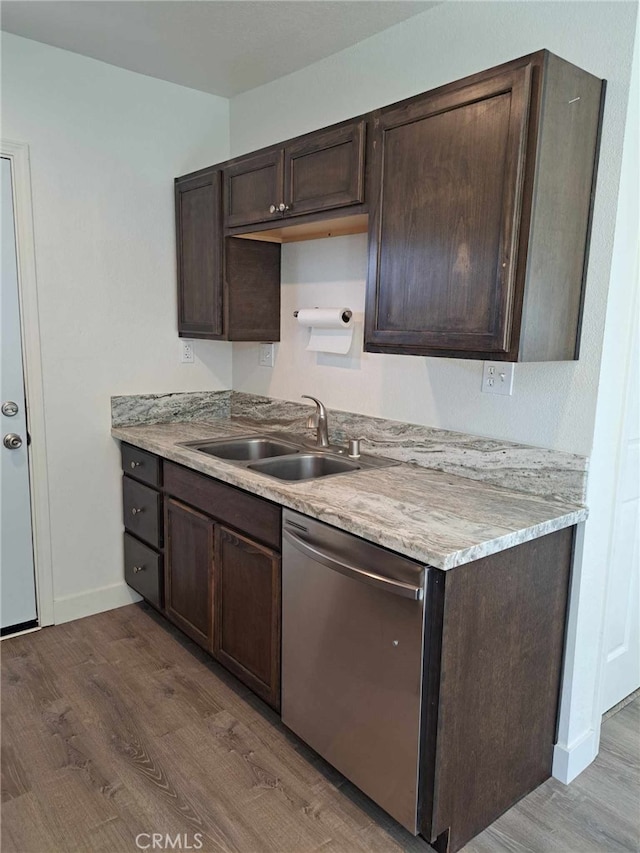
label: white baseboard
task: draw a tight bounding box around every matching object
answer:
[53,581,141,625]
[552,727,598,784]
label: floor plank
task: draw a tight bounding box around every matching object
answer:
[1,603,637,853]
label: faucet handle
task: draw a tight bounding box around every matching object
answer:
[347,438,362,458]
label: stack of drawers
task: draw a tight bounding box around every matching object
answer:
[121,443,164,610]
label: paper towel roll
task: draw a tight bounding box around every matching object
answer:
[295,308,353,329]
[295,307,354,354]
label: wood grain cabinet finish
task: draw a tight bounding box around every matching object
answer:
[365,51,604,361]
[164,498,214,651]
[175,169,223,339]
[121,446,164,611]
[283,120,366,218]
[121,444,161,488]
[175,169,281,341]
[124,532,163,610]
[214,526,281,709]
[224,149,284,228]
[122,476,162,550]
[223,119,366,230]
[420,527,574,853]
[162,460,283,708]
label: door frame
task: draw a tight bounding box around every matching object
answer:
[2,139,54,626]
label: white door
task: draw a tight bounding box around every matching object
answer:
[601,314,640,711]
[1,155,38,633]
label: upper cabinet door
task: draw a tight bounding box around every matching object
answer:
[175,169,223,338]
[365,65,532,357]
[283,120,366,218]
[224,149,284,228]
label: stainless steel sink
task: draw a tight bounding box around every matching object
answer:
[185,436,301,461]
[179,434,398,482]
[248,453,360,481]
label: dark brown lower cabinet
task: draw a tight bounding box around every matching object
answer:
[160,461,283,710]
[421,527,574,853]
[164,498,214,652]
[121,445,574,851]
[214,526,281,709]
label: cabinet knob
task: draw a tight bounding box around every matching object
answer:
[269,204,277,214]
[130,460,141,469]
[131,507,144,516]
[132,565,145,574]
[277,203,288,213]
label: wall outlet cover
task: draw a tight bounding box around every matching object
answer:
[259,342,275,367]
[482,361,515,395]
[180,339,194,363]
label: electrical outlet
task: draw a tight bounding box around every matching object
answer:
[259,342,275,367]
[180,339,194,363]
[482,361,514,395]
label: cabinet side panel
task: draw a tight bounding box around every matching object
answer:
[225,237,281,341]
[520,56,604,361]
[176,171,224,338]
[431,527,574,852]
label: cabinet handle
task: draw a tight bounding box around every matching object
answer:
[277,203,287,212]
[131,507,144,516]
[269,204,277,214]
[130,460,141,469]
[133,565,145,574]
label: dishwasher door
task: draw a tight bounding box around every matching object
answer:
[281,510,427,834]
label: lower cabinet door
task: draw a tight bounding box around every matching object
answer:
[214,525,281,710]
[165,498,214,651]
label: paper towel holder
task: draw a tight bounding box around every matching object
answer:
[293,309,352,323]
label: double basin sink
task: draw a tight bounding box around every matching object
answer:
[179,435,397,482]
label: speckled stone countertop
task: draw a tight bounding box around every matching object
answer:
[112,419,587,571]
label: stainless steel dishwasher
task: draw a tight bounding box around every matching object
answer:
[281,509,428,834]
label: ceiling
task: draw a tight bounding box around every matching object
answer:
[1,1,437,97]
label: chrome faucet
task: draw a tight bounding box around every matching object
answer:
[302,395,330,448]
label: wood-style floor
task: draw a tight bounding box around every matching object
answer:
[2,604,638,853]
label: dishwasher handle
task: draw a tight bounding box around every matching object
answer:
[283,528,424,600]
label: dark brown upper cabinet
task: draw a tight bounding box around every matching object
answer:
[224,149,284,229]
[223,119,366,230]
[175,169,223,338]
[365,51,604,361]
[283,121,366,218]
[175,168,281,341]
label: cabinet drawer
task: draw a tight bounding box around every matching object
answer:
[122,475,162,548]
[164,462,281,550]
[121,444,161,488]
[124,533,163,610]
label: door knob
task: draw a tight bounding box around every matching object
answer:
[3,433,23,450]
[1,401,18,417]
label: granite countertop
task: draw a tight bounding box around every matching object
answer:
[112,418,587,570]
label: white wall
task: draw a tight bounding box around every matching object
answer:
[1,33,231,621]
[229,2,639,784]
[231,1,636,457]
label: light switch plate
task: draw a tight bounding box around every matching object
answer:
[482,361,514,395]
[259,342,275,367]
